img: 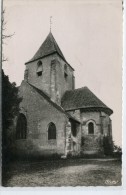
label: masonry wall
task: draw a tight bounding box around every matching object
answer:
[71,122,81,156]
[26,54,57,96]
[56,55,75,98]
[101,111,112,137]
[25,54,74,105]
[81,111,103,155]
[64,120,81,157]
[81,111,112,155]
[65,110,81,156]
[15,81,67,158]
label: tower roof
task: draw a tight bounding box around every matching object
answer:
[25,32,67,65]
[61,87,113,115]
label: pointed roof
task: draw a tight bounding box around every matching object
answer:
[25,32,67,64]
[61,87,113,115]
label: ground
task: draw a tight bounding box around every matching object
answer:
[2,158,121,187]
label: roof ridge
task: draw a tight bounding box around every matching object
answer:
[27,82,80,123]
[28,83,51,99]
[64,86,89,93]
[50,33,66,60]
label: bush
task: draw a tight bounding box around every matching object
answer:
[103,135,113,156]
[2,69,22,164]
[112,144,122,159]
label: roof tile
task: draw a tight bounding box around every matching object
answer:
[61,87,113,115]
[25,32,66,64]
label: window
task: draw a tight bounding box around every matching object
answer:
[48,122,56,140]
[16,114,27,139]
[36,60,43,76]
[64,64,68,80]
[88,122,94,134]
[71,121,77,137]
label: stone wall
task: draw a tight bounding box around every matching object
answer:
[81,111,112,155]
[25,54,74,105]
[56,55,75,97]
[65,120,81,157]
[71,122,81,156]
[81,111,103,155]
[100,112,112,137]
[15,81,68,157]
[16,80,113,157]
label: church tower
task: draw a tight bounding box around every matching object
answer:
[24,32,75,104]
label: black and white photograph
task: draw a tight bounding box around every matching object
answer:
[1,0,123,187]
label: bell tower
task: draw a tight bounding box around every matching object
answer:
[24,32,75,104]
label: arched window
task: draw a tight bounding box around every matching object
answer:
[16,114,27,139]
[48,122,56,140]
[88,122,94,134]
[36,60,43,76]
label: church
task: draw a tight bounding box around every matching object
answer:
[15,31,113,158]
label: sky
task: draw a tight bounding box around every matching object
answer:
[3,0,122,146]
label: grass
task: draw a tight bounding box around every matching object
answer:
[2,158,122,187]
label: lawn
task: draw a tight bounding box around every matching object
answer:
[2,158,121,187]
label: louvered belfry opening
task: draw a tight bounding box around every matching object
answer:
[36,60,43,76]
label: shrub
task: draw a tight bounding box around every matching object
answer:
[103,135,113,156]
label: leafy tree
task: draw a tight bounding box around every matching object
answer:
[1,8,21,162]
[2,69,21,162]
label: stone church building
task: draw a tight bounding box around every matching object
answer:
[15,32,113,158]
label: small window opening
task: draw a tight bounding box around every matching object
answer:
[48,122,56,140]
[64,72,68,79]
[37,60,43,76]
[37,71,42,76]
[88,122,94,134]
[64,64,68,80]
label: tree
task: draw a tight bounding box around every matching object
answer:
[2,8,21,162]
[2,70,22,161]
[113,143,122,159]
[2,8,15,62]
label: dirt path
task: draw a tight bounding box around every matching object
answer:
[2,159,121,187]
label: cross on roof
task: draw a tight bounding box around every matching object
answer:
[50,16,52,32]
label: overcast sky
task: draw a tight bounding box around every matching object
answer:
[3,0,122,146]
